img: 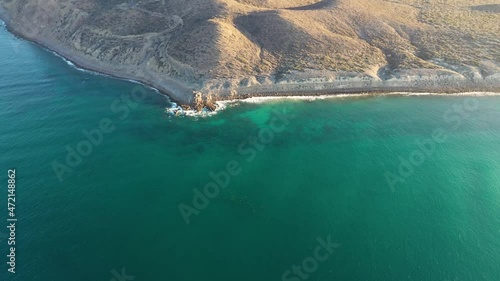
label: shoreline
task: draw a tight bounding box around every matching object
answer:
[228,91,500,106]
[1,11,499,108]
[192,91,500,117]
[235,91,500,102]
[0,16,195,105]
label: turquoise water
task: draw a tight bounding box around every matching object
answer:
[1,23,500,281]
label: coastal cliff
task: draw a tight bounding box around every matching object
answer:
[1,0,499,108]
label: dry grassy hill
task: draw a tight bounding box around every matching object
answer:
[1,0,499,106]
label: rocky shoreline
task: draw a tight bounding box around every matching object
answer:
[1,4,499,111]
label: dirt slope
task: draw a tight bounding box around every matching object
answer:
[1,0,499,105]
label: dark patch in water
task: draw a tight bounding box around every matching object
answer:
[194,144,205,154]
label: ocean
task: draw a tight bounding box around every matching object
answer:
[1,22,500,281]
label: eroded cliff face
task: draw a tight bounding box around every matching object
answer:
[1,0,499,107]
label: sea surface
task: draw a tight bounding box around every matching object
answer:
[1,23,500,281]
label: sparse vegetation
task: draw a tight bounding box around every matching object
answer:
[1,0,498,103]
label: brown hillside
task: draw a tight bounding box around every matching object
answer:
[1,0,498,103]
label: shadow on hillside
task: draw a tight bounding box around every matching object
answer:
[285,0,336,11]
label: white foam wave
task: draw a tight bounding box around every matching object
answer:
[166,91,500,118]
[165,103,218,118]
[46,49,164,96]
[237,92,500,104]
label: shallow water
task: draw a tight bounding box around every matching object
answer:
[1,23,500,281]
